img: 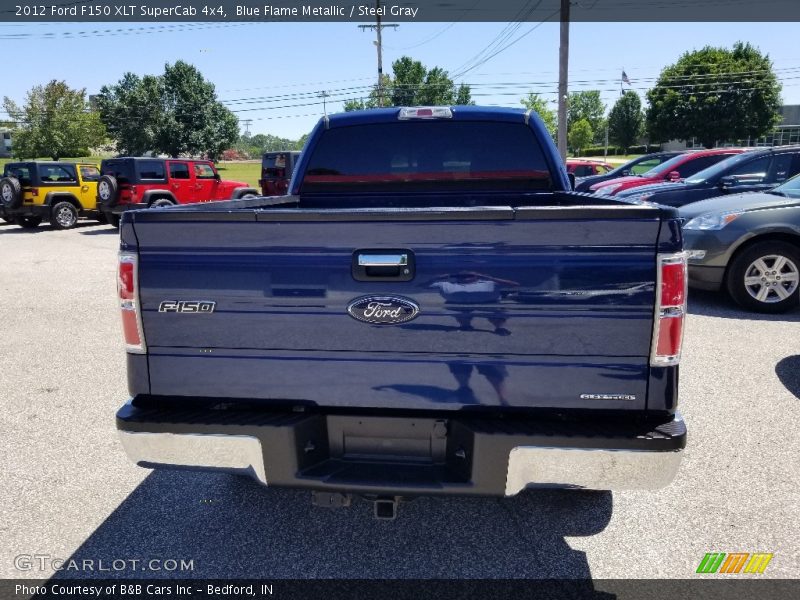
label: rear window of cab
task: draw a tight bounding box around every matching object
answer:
[301,121,552,193]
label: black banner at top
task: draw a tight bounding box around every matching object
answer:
[2,0,800,23]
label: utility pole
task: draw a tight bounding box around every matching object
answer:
[318,91,330,117]
[242,119,252,137]
[557,0,570,162]
[358,1,398,107]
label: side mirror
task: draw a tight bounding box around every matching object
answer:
[719,175,736,189]
[621,169,630,176]
[567,173,576,190]
[214,172,221,181]
[667,171,681,182]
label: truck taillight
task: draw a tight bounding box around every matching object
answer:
[119,252,146,354]
[651,253,687,366]
[31,188,39,196]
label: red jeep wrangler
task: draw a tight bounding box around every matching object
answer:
[259,151,301,196]
[97,157,259,226]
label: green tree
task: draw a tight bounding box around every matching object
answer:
[295,133,310,150]
[3,80,106,160]
[568,119,593,156]
[520,92,557,139]
[608,91,644,153]
[345,57,472,111]
[96,73,163,156]
[646,42,782,148]
[98,61,239,158]
[568,90,605,140]
[204,103,240,162]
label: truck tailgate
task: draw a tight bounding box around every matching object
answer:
[130,206,662,411]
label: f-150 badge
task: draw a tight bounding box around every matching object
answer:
[158,301,216,313]
[347,296,419,324]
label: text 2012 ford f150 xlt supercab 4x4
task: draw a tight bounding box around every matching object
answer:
[114,106,687,517]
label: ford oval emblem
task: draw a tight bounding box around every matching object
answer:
[347,295,420,325]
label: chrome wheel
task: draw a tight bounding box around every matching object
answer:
[1,183,11,203]
[743,254,799,304]
[55,204,77,228]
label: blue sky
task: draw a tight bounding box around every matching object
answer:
[2,21,799,139]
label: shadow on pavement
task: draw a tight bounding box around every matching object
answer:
[776,355,800,400]
[688,289,800,321]
[57,470,613,582]
[79,227,118,236]
[0,221,107,235]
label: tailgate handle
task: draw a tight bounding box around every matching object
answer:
[358,253,408,267]
[353,249,415,282]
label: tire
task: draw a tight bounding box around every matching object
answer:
[149,198,175,208]
[108,214,121,228]
[726,241,800,313]
[240,193,258,199]
[0,177,22,209]
[15,216,42,229]
[95,212,108,224]
[50,201,79,230]
[97,175,119,207]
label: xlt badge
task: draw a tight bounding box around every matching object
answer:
[347,295,419,325]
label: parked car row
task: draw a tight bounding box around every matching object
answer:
[0,157,259,229]
[576,146,800,313]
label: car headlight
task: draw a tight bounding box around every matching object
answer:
[682,211,743,231]
[595,183,621,196]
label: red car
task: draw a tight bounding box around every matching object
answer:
[97,157,260,226]
[566,159,614,177]
[590,149,746,196]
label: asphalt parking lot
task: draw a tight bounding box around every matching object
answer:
[1,220,798,582]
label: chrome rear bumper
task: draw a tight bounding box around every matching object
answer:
[118,408,685,495]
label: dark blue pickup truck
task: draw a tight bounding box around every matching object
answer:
[115,106,687,518]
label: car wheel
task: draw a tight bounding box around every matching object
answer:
[241,193,257,199]
[50,201,79,230]
[726,241,800,313]
[150,198,175,208]
[0,177,22,209]
[15,216,42,229]
[95,212,108,224]
[97,175,119,206]
[108,214,121,228]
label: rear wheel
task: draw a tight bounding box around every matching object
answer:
[726,241,800,313]
[15,216,42,229]
[50,201,79,230]
[241,193,258,199]
[108,214,121,228]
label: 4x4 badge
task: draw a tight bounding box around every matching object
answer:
[347,296,419,325]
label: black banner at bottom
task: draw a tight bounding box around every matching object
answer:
[3,579,800,600]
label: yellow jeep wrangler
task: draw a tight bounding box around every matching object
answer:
[0,161,102,229]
